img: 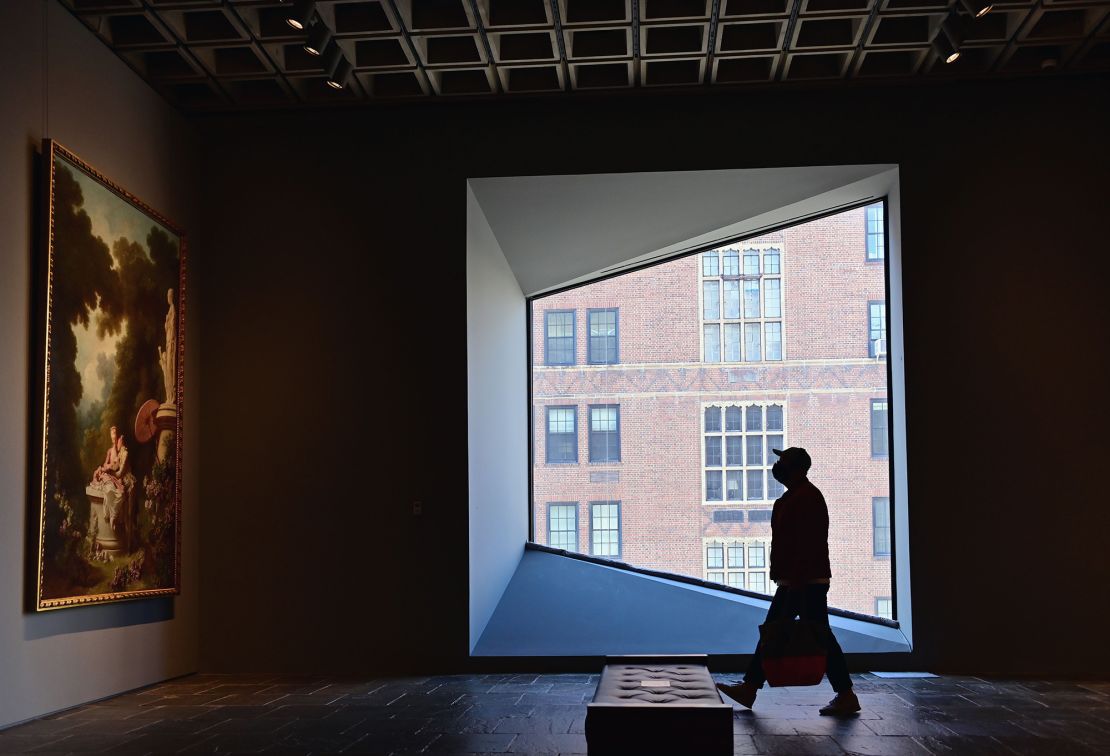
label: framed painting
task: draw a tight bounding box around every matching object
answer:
[35,140,185,610]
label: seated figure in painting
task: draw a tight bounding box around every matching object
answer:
[90,425,133,531]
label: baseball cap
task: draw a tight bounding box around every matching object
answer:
[772,446,812,473]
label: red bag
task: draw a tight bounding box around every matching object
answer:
[758,619,828,687]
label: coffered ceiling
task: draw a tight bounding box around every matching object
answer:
[60,0,1110,111]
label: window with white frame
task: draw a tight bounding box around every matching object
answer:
[866,202,885,261]
[870,399,888,459]
[546,406,577,463]
[873,496,891,557]
[588,404,620,463]
[544,310,575,366]
[875,596,893,619]
[700,246,783,363]
[704,538,771,594]
[703,403,786,504]
[590,501,621,558]
[869,301,887,358]
[548,503,578,552]
[587,308,619,364]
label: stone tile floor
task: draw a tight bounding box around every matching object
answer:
[0,673,1107,755]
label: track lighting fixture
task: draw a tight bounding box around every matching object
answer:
[959,0,992,18]
[321,41,352,89]
[303,19,332,56]
[933,15,963,64]
[326,57,353,90]
[282,0,315,31]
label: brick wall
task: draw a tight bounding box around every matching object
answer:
[532,205,892,617]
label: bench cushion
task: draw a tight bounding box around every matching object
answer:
[586,663,733,755]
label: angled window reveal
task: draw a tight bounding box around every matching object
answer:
[530,200,895,619]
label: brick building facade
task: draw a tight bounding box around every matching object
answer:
[531,203,892,618]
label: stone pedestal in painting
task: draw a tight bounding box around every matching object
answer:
[155,402,176,463]
[86,486,126,556]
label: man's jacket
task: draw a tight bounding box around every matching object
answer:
[769,478,832,583]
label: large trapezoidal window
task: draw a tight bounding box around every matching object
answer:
[529,201,894,619]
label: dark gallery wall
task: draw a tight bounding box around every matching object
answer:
[0,1,200,728]
[195,73,1110,679]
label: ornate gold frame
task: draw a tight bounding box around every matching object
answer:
[35,140,186,610]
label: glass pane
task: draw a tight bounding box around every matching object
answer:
[723,280,740,319]
[704,406,721,432]
[764,279,781,318]
[549,408,573,433]
[722,250,739,276]
[767,434,783,460]
[743,281,760,318]
[708,572,725,584]
[768,476,784,499]
[703,281,720,320]
[749,572,767,594]
[746,470,764,500]
[745,323,761,361]
[702,251,719,276]
[707,545,724,568]
[765,322,782,361]
[743,253,759,276]
[749,544,766,568]
[704,324,720,362]
[746,405,762,432]
[727,572,744,589]
[764,250,780,274]
[728,545,744,568]
[706,470,722,501]
[766,405,783,431]
[705,436,722,467]
[725,406,743,431]
[723,323,740,362]
[746,435,763,467]
[725,436,743,466]
[726,470,742,500]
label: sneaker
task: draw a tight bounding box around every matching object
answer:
[819,690,861,716]
[716,681,758,709]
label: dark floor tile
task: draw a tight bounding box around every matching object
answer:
[505,732,587,754]
[493,714,577,735]
[423,732,517,753]
[751,734,846,754]
[862,718,955,737]
[912,734,1027,755]
[834,734,931,755]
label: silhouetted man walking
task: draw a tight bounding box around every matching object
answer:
[717,447,860,716]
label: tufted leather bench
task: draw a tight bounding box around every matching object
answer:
[585,657,733,755]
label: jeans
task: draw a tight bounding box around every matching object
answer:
[743,583,852,693]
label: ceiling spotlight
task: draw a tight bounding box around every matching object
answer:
[283,0,315,31]
[321,41,352,89]
[933,15,963,64]
[959,0,992,18]
[303,20,332,56]
[326,57,353,90]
